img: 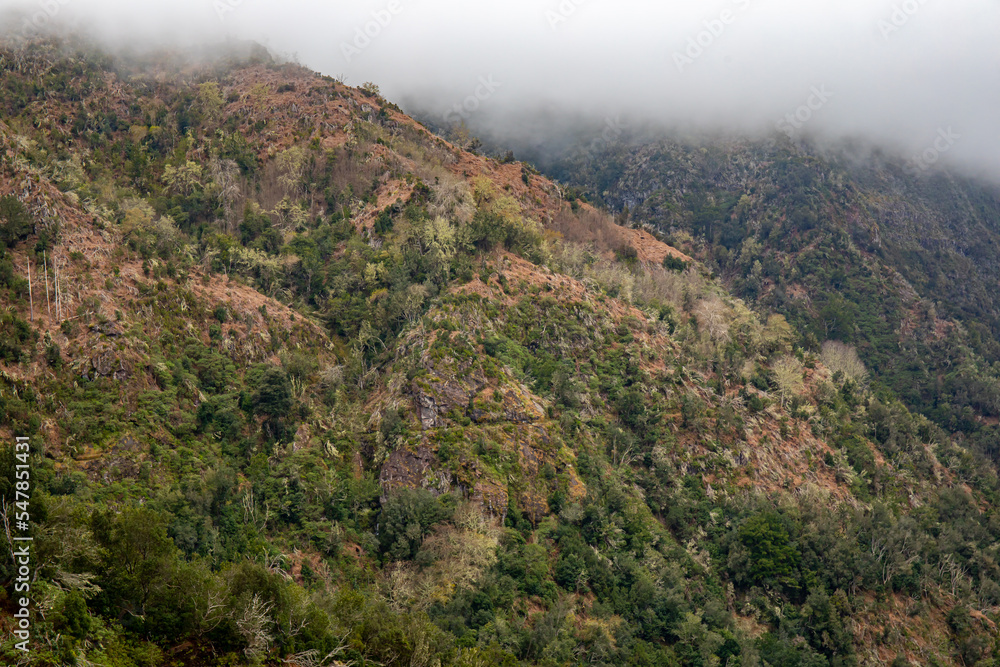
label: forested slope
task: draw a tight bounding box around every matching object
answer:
[0,35,998,667]
[543,134,1000,464]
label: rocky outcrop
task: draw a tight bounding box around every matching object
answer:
[411,375,544,431]
[471,479,509,519]
[383,349,576,521]
[410,371,485,431]
[378,443,511,519]
[379,445,453,501]
[415,392,442,429]
[90,320,125,337]
[376,421,565,521]
[84,345,131,381]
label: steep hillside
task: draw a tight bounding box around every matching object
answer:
[0,34,998,667]
[541,133,1000,458]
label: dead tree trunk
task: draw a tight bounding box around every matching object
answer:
[43,250,51,321]
[26,256,33,322]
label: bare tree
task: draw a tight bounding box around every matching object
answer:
[235,593,274,661]
[821,340,868,385]
[693,296,730,343]
[773,356,805,407]
[210,158,242,232]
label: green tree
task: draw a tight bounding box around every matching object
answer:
[250,365,292,417]
[51,590,93,641]
[378,489,453,561]
[731,512,800,591]
[91,508,177,625]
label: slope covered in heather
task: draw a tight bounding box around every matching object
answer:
[0,35,997,667]
[538,133,1000,458]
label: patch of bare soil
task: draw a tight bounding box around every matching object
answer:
[621,227,694,266]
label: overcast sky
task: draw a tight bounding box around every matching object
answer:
[2,0,998,177]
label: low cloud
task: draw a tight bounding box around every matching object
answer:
[2,0,997,178]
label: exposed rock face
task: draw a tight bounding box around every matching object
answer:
[78,433,147,483]
[567,466,587,502]
[415,392,441,429]
[116,434,141,451]
[90,320,125,337]
[379,445,452,501]
[409,365,486,430]
[411,373,544,431]
[470,388,546,425]
[471,479,508,519]
[378,443,512,519]
[517,432,552,523]
[292,424,311,451]
[85,345,130,381]
[378,346,583,521]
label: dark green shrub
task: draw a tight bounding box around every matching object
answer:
[662,254,689,272]
[249,365,292,419]
[378,489,454,561]
[51,590,93,641]
[45,342,62,367]
[0,195,32,247]
[0,311,36,362]
[732,512,800,591]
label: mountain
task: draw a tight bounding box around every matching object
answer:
[531,131,1000,458]
[0,34,998,667]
